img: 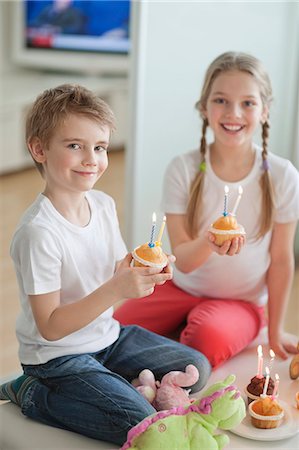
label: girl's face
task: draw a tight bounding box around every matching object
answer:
[41,114,110,195]
[203,70,268,150]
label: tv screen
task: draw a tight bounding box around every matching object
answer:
[12,0,131,76]
[25,0,130,54]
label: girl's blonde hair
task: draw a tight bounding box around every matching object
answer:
[26,84,116,175]
[187,51,275,239]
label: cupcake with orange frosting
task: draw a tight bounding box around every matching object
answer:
[209,214,246,246]
[248,396,284,429]
[132,243,168,270]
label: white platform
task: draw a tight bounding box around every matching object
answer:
[1,334,298,449]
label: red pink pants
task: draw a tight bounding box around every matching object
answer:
[114,281,265,369]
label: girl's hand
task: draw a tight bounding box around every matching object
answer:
[269,332,298,360]
[207,232,245,256]
[158,254,176,284]
[113,253,173,299]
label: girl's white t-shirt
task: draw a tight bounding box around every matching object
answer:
[10,190,127,365]
[161,146,299,306]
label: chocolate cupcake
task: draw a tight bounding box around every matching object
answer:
[245,375,274,405]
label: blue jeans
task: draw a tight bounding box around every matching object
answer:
[21,325,211,445]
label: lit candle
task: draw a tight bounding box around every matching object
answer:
[256,345,263,379]
[231,185,243,216]
[271,374,280,399]
[156,215,166,245]
[148,212,157,248]
[269,349,275,373]
[223,185,229,216]
[262,366,270,397]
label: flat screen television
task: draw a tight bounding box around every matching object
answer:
[12,0,131,76]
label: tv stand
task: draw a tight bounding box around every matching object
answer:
[0,70,128,174]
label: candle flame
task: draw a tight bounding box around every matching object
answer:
[238,185,243,194]
[224,185,229,194]
[152,212,157,223]
[269,349,275,358]
[265,366,270,375]
[257,345,263,356]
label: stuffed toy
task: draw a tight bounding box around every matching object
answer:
[132,364,199,410]
[121,374,246,450]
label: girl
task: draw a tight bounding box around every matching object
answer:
[115,51,299,369]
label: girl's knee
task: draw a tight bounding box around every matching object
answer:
[180,324,229,368]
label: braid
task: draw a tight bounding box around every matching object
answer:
[259,120,275,238]
[186,119,208,237]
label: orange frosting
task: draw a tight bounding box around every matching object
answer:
[212,215,238,230]
[252,397,283,417]
[134,243,167,266]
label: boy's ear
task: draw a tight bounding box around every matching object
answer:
[28,137,47,163]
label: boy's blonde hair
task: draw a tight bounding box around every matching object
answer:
[26,84,116,175]
[187,51,275,239]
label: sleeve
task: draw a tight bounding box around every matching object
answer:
[12,225,62,295]
[160,155,191,214]
[274,161,299,223]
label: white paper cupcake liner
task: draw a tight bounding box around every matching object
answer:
[209,224,246,235]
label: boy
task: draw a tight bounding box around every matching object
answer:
[0,84,211,446]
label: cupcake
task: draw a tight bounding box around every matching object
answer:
[209,214,246,246]
[132,243,168,270]
[248,396,284,429]
[289,342,299,379]
[245,375,274,405]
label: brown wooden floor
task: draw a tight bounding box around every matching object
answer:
[1,149,298,378]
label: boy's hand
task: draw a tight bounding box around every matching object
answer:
[207,232,245,256]
[113,253,173,299]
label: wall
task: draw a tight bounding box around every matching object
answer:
[126,1,299,252]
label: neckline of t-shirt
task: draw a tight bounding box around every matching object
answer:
[38,192,94,233]
[205,144,261,187]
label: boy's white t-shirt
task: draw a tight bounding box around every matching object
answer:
[10,190,127,365]
[161,145,299,306]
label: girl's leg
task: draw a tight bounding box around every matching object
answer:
[180,299,264,369]
[114,281,199,336]
[21,354,155,446]
[101,325,211,393]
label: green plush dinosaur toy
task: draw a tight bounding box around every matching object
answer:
[121,374,246,450]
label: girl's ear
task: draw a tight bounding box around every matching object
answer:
[28,137,47,163]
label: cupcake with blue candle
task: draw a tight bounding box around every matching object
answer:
[132,213,168,269]
[209,185,246,246]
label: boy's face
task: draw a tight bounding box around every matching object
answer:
[40,114,110,194]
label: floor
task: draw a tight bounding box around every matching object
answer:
[0,148,298,380]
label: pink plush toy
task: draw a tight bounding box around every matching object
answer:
[132,364,199,411]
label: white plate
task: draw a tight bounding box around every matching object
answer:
[230,401,299,441]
